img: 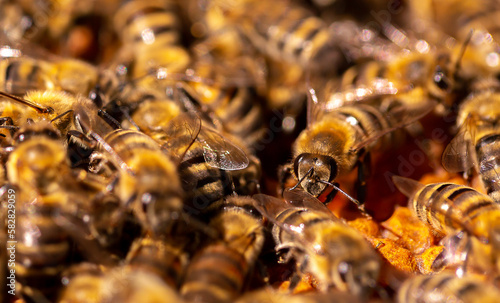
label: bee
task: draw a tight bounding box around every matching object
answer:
[254,189,381,297]
[113,0,191,79]
[207,0,345,73]
[442,82,500,203]
[180,196,264,303]
[59,264,183,303]
[0,88,118,149]
[125,235,188,289]
[87,127,184,236]
[397,272,500,303]
[185,58,267,151]
[282,88,432,208]
[127,88,256,217]
[0,34,100,96]
[4,121,114,303]
[392,176,500,270]
[235,287,362,303]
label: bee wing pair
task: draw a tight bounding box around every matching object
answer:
[162,112,250,171]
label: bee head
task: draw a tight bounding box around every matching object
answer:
[294,153,338,197]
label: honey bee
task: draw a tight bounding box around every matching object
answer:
[235,287,362,303]
[185,58,267,151]
[254,189,381,297]
[213,0,349,72]
[4,121,115,303]
[127,86,259,216]
[442,82,500,203]
[0,90,115,148]
[0,34,100,96]
[180,196,264,303]
[397,272,500,303]
[113,0,191,79]
[282,89,432,208]
[59,264,183,303]
[125,235,188,289]
[392,176,500,271]
[87,127,184,236]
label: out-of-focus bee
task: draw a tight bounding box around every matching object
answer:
[282,89,432,208]
[185,58,267,151]
[254,189,381,297]
[59,264,183,303]
[442,82,500,203]
[180,196,264,303]
[4,121,114,303]
[125,235,188,289]
[209,0,342,72]
[0,37,99,96]
[397,272,500,303]
[392,176,500,270]
[235,287,362,303]
[113,0,191,79]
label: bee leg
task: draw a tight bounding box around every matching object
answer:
[278,164,293,197]
[288,256,309,291]
[355,152,372,205]
[324,185,339,205]
[0,116,14,126]
[288,272,302,292]
[67,130,96,148]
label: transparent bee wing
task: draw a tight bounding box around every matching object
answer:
[442,116,477,173]
[431,230,470,273]
[321,78,404,112]
[253,193,310,244]
[283,188,339,221]
[350,99,435,153]
[198,125,250,170]
[0,30,59,62]
[162,112,249,170]
[392,176,425,199]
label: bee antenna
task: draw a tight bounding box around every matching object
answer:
[318,180,369,216]
[0,125,19,130]
[290,167,314,190]
[305,75,318,127]
[50,109,74,123]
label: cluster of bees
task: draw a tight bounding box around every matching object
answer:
[2,0,500,302]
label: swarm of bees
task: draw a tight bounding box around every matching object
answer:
[2,0,500,302]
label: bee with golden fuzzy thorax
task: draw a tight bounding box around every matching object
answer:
[254,189,381,298]
[280,83,433,211]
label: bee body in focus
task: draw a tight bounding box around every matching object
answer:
[254,189,380,296]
